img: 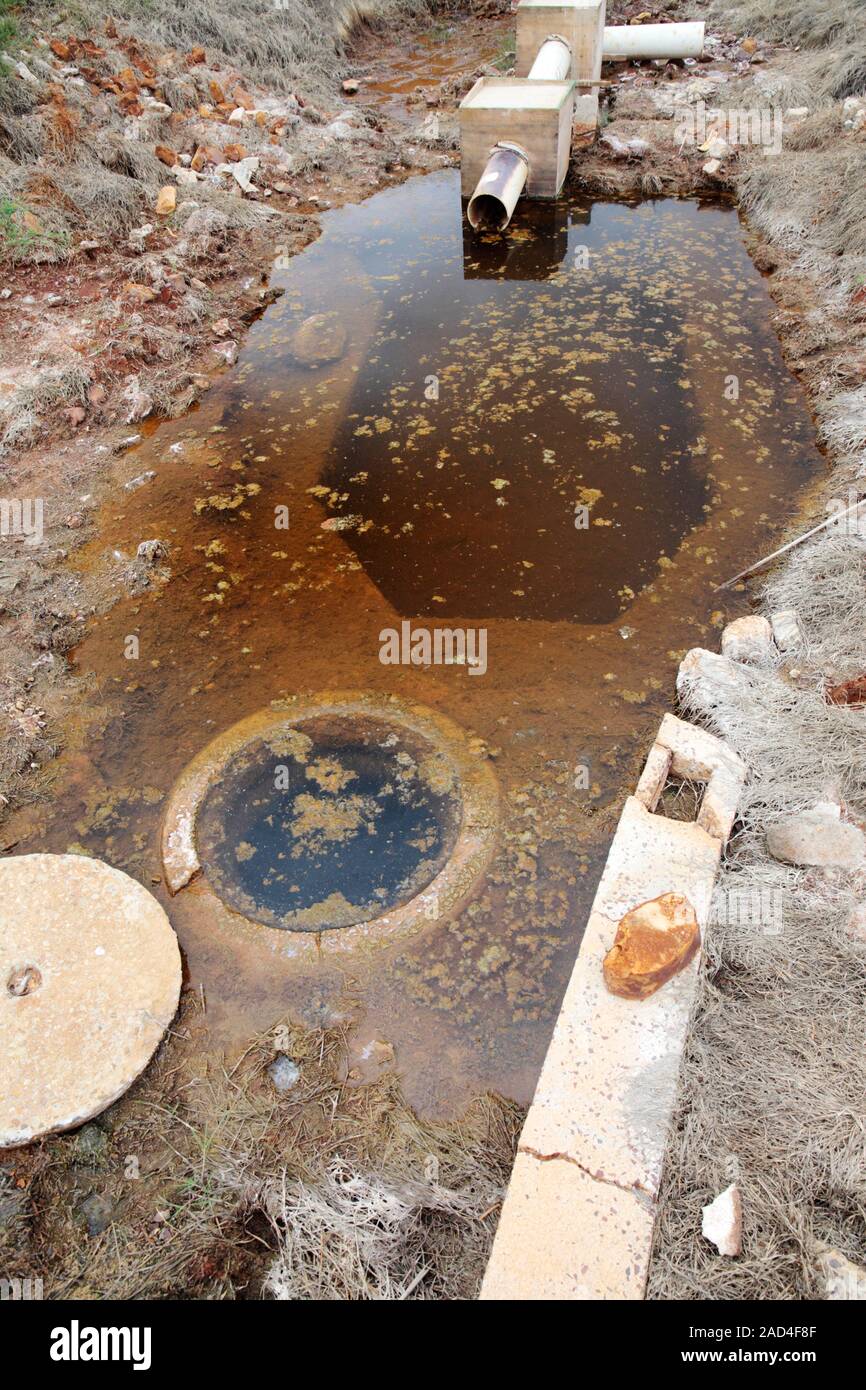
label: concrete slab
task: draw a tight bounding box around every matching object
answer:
[518,801,720,1197]
[480,1150,654,1300]
[0,854,181,1148]
[481,715,745,1299]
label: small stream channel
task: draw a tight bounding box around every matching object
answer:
[24,171,823,1115]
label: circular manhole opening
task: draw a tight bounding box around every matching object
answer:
[162,694,499,952]
[196,714,461,932]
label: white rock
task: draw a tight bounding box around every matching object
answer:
[676,646,747,716]
[702,158,722,177]
[14,60,40,84]
[721,615,774,665]
[215,156,259,192]
[816,1246,866,1300]
[766,811,866,869]
[845,904,866,942]
[770,608,803,654]
[784,106,810,120]
[702,136,730,160]
[602,132,650,159]
[228,106,247,124]
[212,339,238,366]
[702,1184,742,1256]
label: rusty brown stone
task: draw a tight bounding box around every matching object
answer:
[603,892,700,1000]
[155,143,177,166]
[826,674,866,707]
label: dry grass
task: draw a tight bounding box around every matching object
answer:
[59,0,431,96]
[736,145,866,293]
[12,1009,519,1300]
[650,531,866,1299]
[645,0,866,1301]
[0,362,92,456]
[711,0,866,100]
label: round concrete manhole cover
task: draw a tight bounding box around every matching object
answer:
[162,693,499,952]
[0,854,182,1148]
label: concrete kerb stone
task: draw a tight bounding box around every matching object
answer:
[481,713,745,1301]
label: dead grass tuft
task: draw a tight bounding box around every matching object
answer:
[736,145,866,292]
[64,0,431,98]
[11,1009,520,1300]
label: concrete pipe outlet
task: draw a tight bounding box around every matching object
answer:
[466,141,530,233]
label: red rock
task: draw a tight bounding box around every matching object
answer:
[222,142,246,162]
[209,79,226,104]
[124,281,157,303]
[116,66,140,92]
[187,46,206,65]
[49,39,73,61]
[154,144,177,166]
[603,892,700,1000]
[826,674,866,707]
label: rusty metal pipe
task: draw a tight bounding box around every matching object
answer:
[527,34,572,82]
[466,141,530,233]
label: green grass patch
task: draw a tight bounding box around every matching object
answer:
[0,197,69,263]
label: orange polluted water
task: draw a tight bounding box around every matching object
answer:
[27,174,823,1115]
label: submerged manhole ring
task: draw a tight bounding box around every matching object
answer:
[0,854,182,1148]
[162,693,499,953]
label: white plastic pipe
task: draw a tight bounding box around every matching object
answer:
[603,21,705,60]
[467,142,530,233]
[528,34,572,82]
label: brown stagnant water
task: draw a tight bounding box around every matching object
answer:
[24,174,824,1115]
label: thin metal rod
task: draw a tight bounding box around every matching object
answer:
[714,497,866,591]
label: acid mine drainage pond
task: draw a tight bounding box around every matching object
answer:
[27,171,823,1115]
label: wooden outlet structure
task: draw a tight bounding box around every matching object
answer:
[515,0,606,83]
[458,0,607,226]
[459,78,575,200]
